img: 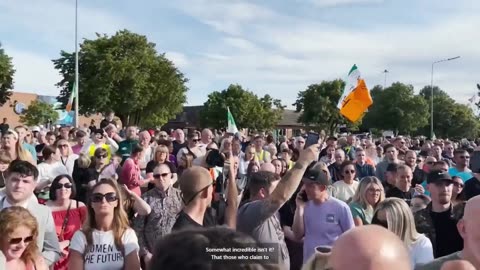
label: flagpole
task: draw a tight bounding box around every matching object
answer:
[74,0,80,128]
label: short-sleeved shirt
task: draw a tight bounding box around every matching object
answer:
[303,197,354,262]
[332,180,359,202]
[349,201,373,225]
[236,200,290,270]
[448,167,473,183]
[415,252,461,270]
[69,228,139,270]
[23,142,37,161]
[172,209,217,231]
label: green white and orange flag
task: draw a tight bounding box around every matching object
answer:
[337,65,373,123]
[227,107,238,134]
[65,82,76,112]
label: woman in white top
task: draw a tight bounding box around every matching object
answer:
[36,145,68,196]
[332,161,359,202]
[69,178,140,270]
[371,197,434,268]
[238,145,257,176]
[56,139,78,176]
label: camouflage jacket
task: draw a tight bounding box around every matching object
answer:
[414,202,465,257]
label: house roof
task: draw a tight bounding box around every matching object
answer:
[278,109,302,127]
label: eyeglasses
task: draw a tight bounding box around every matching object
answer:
[54,183,73,189]
[153,173,170,179]
[9,235,34,245]
[59,144,69,148]
[96,154,107,159]
[184,181,214,205]
[453,182,464,188]
[91,192,118,203]
[344,170,355,174]
[371,216,388,228]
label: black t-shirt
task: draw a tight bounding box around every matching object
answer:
[0,123,9,135]
[464,177,480,200]
[430,209,463,258]
[172,141,187,156]
[100,119,117,129]
[172,209,217,231]
[412,167,426,186]
[386,187,414,205]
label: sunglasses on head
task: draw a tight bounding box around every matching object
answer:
[91,192,118,203]
[184,181,214,205]
[344,170,355,174]
[96,154,107,159]
[54,183,72,189]
[153,173,170,179]
[9,235,34,245]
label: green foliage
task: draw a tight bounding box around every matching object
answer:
[294,80,360,135]
[19,100,59,126]
[0,43,14,106]
[418,86,480,138]
[362,82,429,134]
[52,29,188,127]
[200,84,284,130]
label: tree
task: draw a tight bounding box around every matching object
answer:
[294,80,360,135]
[362,82,429,134]
[200,84,284,130]
[0,43,15,106]
[19,100,59,126]
[418,85,480,138]
[52,30,188,127]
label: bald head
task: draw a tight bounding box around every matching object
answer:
[259,162,276,173]
[330,225,410,270]
[179,166,212,201]
[457,195,480,269]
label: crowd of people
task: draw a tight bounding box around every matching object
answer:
[0,113,479,270]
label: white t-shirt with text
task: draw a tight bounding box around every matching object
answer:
[70,228,139,270]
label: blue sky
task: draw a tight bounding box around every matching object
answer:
[0,0,478,109]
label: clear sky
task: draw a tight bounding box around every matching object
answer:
[0,0,478,108]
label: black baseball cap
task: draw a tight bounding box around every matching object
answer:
[427,170,453,184]
[302,168,331,186]
[386,163,399,172]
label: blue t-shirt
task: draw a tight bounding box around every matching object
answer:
[448,167,473,183]
[22,142,37,161]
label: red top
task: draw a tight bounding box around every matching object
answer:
[120,158,143,196]
[52,206,87,270]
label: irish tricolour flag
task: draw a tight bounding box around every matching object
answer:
[337,65,373,123]
[65,82,76,112]
[227,107,238,134]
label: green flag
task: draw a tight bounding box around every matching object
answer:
[227,107,238,134]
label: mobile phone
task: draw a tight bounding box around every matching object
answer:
[305,132,320,148]
[300,190,308,202]
[471,152,480,173]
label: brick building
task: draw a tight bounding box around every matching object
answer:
[0,91,102,128]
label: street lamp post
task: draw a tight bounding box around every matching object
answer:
[74,0,79,128]
[430,56,460,139]
[383,69,389,89]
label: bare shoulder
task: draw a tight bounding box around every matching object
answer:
[73,200,86,208]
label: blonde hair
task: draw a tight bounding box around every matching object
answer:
[0,206,40,264]
[77,153,92,169]
[154,145,169,162]
[374,198,421,246]
[83,179,130,255]
[7,129,30,162]
[351,176,385,210]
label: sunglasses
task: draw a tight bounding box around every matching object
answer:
[426,161,434,165]
[54,183,73,189]
[96,154,107,159]
[153,173,170,179]
[91,192,118,203]
[9,235,34,245]
[184,181,214,205]
[192,139,200,143]
[453,182,464,188]
[371,216,388,229]
[344,170,355,174]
